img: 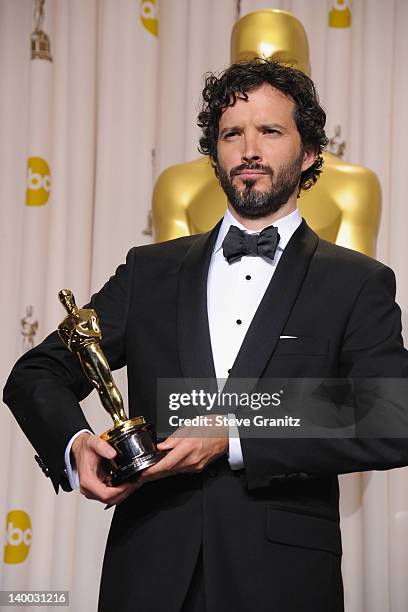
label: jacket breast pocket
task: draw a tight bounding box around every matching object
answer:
[266,507,342,557]
[274,337,329,356]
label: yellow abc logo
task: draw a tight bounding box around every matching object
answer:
[329,0,352,28]
[140,0,158,37]
[26,157,51,206]
[3,510,32,564]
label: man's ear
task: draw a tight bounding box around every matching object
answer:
[301,148,317,173]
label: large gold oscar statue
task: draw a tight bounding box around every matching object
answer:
[152,9,381,256]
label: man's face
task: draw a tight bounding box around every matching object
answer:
[216,83,315,218]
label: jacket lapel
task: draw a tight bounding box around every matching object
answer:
[177,222,221,381]
[224,220,319,389]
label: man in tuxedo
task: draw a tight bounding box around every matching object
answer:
[4,59,408,612]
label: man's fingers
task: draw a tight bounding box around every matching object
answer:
[143,442,191,475]
[86,435,116,460]
[101,481,140,507]
[108,480,140,506]
[156,426,197,450]
[138,441,199,485]
[74,433,131,504]
[138,432,228,485]
[80,473,137,504]
[156,435,180,451]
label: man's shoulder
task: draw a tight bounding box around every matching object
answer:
[128,233,204,259]
[314,237,390,278]
[307,237,397,301]
[123,233,209,271]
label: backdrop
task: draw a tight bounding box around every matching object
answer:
[1,1,407,610]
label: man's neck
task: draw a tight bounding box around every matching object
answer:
[227,199,297,231]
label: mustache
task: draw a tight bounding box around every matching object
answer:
[230,163,273,178]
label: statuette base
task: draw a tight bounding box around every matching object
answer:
[101,416,164,486]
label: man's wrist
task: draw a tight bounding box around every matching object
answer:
[227,413,244,470]
[71,431,92,464]
[65,429,92,490]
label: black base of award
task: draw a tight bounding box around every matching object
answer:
[100,416,165,486]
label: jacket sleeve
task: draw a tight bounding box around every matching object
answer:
[3,248,136,493]
[240,263,408,490]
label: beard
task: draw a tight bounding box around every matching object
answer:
[217,150,304,219]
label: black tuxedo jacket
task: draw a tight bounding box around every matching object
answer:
[4,220,408,612]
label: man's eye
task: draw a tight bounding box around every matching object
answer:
[223,131,240,139]
[264,128,280,135]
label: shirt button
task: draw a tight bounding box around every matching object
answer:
[236,319,242,325]
[228,368,231,374]
[245,275,251,280]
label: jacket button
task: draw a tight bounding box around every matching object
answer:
[34,455,50,478]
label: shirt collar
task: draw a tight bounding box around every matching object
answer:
[213,207,303,254]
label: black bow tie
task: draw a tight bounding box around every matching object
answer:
[222,225,280,264]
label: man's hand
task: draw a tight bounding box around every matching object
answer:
[71,432,139,506]
[135,419,228,488]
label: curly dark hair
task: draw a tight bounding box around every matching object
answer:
[198,58,328,191]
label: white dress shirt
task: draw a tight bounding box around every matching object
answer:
[207,207,302,469]
[65,207,302,489]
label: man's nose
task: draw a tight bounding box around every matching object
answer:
[242,136,262,163]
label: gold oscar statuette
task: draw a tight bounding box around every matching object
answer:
[58,289,164,485]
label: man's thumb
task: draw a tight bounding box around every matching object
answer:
[91,436,117,459]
